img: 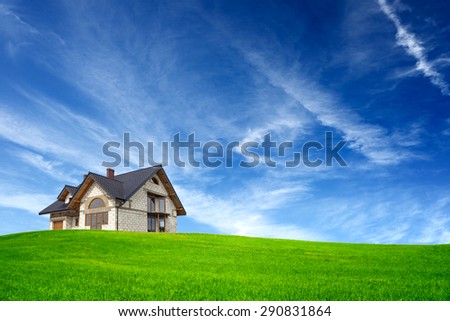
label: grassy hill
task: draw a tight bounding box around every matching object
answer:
[0,230,448,300]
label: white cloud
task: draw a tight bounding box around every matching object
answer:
[197,10,422,166]
[14,150,78,184]
[417,215,450,244]
[305,188,450,244]
[0,98,111,173]
[0,3,42,59]
[176,182,322,241]
[241,101,313,144]
[0,107,64,156]
[378,0,450,96]
[0,3,39,36]
[17,150,60,172]
[238,50,418,165]
[0,192,54,214]
[5,40,31,58]
[12,87,115,144]
[2,3,162,142]
[442,118,450,136]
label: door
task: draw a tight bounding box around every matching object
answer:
[92,213,103,230]
[53,221,63,230]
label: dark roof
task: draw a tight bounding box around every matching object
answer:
[39,165,174,215]
[115,166,161,200]
[39,200,70,214]
[66,185,78,195]
[85,166,161,200]
[56,184,80,201]
[89,173,124,200]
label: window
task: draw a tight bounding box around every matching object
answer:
[148,215,157,232]
[159,217,165,232]
[148,196,156,212]
[151,177,159,185]
[85,198,108,230]
[75,218,79,227]
[89,198,105,209]
[85,213,108,229]
[147,194,166,213]
[65,195,72,204]
[148,214,165,232]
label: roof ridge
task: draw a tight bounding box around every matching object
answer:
[89,171,124,183]
[114,165,162,177]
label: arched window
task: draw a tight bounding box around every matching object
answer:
[86,198,108,230]
[89,198,105,209]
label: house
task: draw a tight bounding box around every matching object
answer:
[39,165,186,232]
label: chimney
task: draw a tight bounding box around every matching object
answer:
[106,168,115,179]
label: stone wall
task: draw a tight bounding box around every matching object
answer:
[117,208,147,232]
[123,175,177,232]
[49,213,64,230]
[165,214,177,233]
[49,213,78,230]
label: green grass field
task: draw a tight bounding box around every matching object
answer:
[0,230,448,300]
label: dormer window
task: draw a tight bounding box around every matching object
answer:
[64,194,72,204]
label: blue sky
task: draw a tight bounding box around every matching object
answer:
[0,0,449,243]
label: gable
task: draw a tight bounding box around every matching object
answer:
[79,181,113,210]
[57,185,78,202]
[156,170,186,215]
[115,166,160,200]
[119,170,186,216]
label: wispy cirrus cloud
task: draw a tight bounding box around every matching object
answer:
[0,3,56,59]
[238,50,419,165]
[0,193,54,214]
[176,180,321,241]
[0,178,55,214]
[197,9,423,166]
[0,98,110,174]
[14,150,78,184]
[308,187,450,244]
[0,3,39,36]
[0,2,165,142]
[417,213,450,244]
[378,0,450,96]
